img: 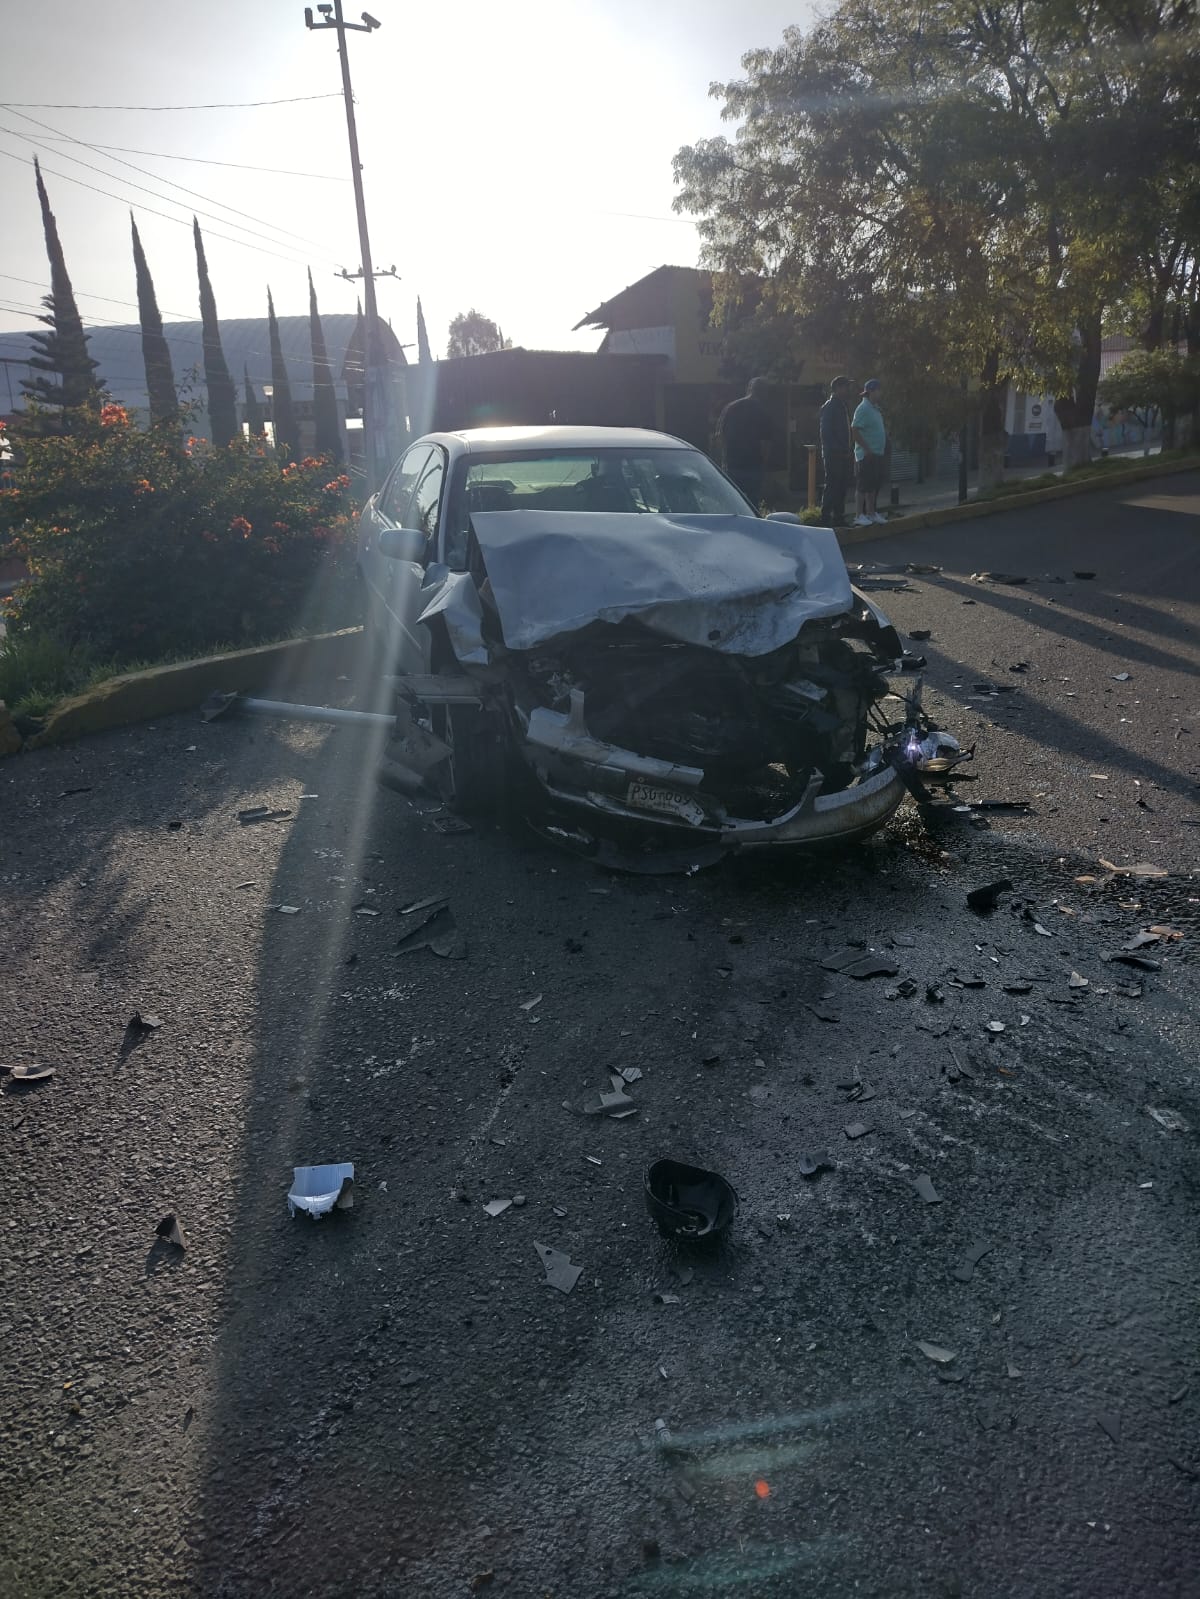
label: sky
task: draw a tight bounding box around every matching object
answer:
[0,0,813,360]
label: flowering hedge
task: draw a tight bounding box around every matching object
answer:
[0,405,360,662]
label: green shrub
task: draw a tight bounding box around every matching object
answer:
[0,403,360,662]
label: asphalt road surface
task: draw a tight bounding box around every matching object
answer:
[2,472,1198,1599]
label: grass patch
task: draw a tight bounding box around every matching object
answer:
[975,447,1200,502]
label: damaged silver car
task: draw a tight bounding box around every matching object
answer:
[358,426,953,853]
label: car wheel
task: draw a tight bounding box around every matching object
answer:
[433,701,506,815]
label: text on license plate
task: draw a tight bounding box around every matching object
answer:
[625,782,705,826]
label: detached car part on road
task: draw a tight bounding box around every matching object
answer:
[357,426,957,854]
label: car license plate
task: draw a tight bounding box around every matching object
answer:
[625,782,705,827]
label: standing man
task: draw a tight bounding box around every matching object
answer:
[717,376,773,509]
[852,377,888,525]
[818,375,853,525]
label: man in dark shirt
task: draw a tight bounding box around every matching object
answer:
[717,376,773,508]
[819,375,853,526]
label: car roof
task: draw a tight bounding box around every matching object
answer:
[419,425,695,455]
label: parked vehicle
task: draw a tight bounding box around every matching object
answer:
[357,425,951,855]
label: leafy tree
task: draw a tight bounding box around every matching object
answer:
[243,366,265,439]
[308,269,342,462]
[19,160,102,432]
[674,0,1200,475]
[1099,348,1200,444]
[192,218,237,447]
[446,308,511,358]
[266,288,299,456]
[130,215,178,428]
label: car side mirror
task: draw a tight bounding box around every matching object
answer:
[378,526,427,562]
[766,510,804,525]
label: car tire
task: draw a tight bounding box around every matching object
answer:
[433,701,506,815]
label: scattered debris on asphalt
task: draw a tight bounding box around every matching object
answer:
[1003,980,1032,994]
[797,1152,833,1178]
[396,905,465,959]
[1102,950,1162,972]
[287,1163,355,1218]
[644,1158,738,1240]
[912,1173,942,1204]
[967,879,1013,913]
[533,1241,582,1294]
[519,994,543,1013]
[274,904,301,915]
[1069,971,1090,989]
[806,1001,841,1023]
[844,1121,872,1140]
[483,1198,513,1217]
[4,1062,56,1086]
[154,1214,186,1250]
[238,806,293,825]
[953,1241,994,1282]
[653,1291,681,1305]
[1098,858,1167,879]
[1111,672,1132,682]
[909,628,932,641]
[985,1020,1006,1033]
[1147,1107,1190,1133]
[126,1010,163,1033]
[430,813,472,835]
[399,894,450,917]
[917,1339,957,1364]
[821,948,900,979]
[971,571,1028,585]
[1074,570,1095,579]
[581,1081,638,1118]
[1095,1412,1122,1445]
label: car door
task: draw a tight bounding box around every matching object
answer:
[360,442,431,668]
[396,448,447,673]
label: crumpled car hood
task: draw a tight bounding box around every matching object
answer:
[466,510,854,656]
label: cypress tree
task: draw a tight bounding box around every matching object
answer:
[130,214,177,427]
[308,268,342,462]
[192,217,237,447]
[416,297,432,365]
[20,159,102,429]
[266,288,299,456]
[243,366,265,439]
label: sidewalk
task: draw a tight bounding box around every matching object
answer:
[887,441,1164,517]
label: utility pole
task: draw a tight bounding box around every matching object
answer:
[305,2,398,493]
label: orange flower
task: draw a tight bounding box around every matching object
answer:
[230,515,252,537]
[133,478,153,495]
[100,402,128,427]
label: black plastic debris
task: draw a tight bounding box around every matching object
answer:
[1102,950,1162,972]
[644,1159,738,1241]
[967,878,1014,914]
[925,984,946,1004]
[1009,662,1031,673]
[127,1011,163,1033]
[396,905,465,959]
[797,1152,833,1178]
[972,799,1031,812]
[431,813,472,835]
[912,1173,942,1204]
[1123,931,1160,951]
[953,1241,993,1282]
[155,1214,186,1250]
[839,1079,877,1103]
[821,948,899,979]
[238,805,292,825]
[1074,571,1096,579]
[806,1001,840,1023]
[909,628,932,641]
[1003,980,1033,995]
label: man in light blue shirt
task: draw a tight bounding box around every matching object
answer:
[851,378,888,525]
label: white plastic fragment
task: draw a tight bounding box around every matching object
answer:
[483,1198,513,1217]
[1147,1107,1190,1133]
[287,1163,355,1218]
[917,1340,957,1364]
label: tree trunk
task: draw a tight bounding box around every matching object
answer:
[1054,310,1103,471]
[978,348,1007,490]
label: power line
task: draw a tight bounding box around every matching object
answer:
[0,144,329,273]
[24,138,348,181]
[0,94,344,112]
[0,114,345,267]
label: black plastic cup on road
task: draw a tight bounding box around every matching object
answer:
[644,1158,739,1242]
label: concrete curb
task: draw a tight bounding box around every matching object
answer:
[23,627,364,751]
[836,454,1200,548]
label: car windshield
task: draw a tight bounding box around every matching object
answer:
[446,446,752,564]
